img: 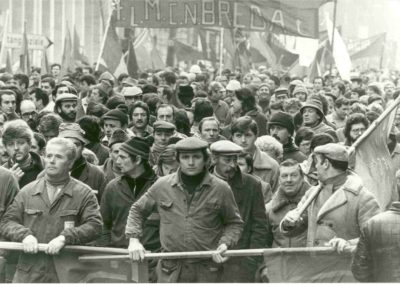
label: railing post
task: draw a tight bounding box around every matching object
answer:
[130,259,149,283]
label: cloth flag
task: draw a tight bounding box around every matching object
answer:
[350,33,386,61]
[126,40,139,78]
[173,39,203,63]
[60,24,73,77]
[352,98,400,209]
[41,48,50,75]
[263,249,355,282]
[19,22,30,74]
[95,12,128,77]
[325,13,352,80]
[0,10,10,70]
[133,29,164,71]
[249,32,277,67]
[5,50,12,73]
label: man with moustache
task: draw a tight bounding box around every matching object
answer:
[210,140,268,282]
[268,112,306,162]
[2,120,44,188]
[54,93,78,123]
[126,137,243,282]
[129,101,153,138]
[20,100,39,132]
[344,113,369,146]
[300,99,336,138]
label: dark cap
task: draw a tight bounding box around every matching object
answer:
[175,137,208,152]
[102,109,128,126]
[109,128,129,148]
[58,122,89,145]
[268,111,295,136]
[119,137,150,160]
[300,99,324,117]
[210,140,243,155]
[153,120,176,132]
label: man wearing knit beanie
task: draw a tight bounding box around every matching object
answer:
[293,85,308,102]
[268,112,307,162]
[102,128,129,184]
[100,135,159,258]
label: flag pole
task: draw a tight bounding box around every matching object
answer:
[328,0,338,75]
[219,27,224,77]
[95,11,113,71]
[349,95,400,155]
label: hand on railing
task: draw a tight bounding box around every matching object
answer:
[128,238,146,262]
[212,243,229,264]
[328,237,352,254]
[22,235,38,254]
[46,235,66,255]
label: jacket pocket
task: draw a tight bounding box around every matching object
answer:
[158,201,173,224]
[23,209,43,227]
[59,209,79,229]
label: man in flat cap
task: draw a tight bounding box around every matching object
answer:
[126,137,243,282]
[58,123,106,199]
[210,140,268,282]
[281,143,380,253]
[149,121,176,166]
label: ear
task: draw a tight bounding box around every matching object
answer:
[211,154,218,165]
[136,155,142,165]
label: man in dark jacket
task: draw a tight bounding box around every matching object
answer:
[210,140,268,282]
[2,119,44,188]
[351,201,400,282]
[58,123,106,199]
[0,137,102,283]
[268,111,307,162]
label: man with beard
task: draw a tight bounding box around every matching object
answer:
[343,113,369,146]
[102,128,128,185]
[20,100,38,131]
[58,123,106,199]
[149,121,175,167]
[198,117,222,144]
[210,140,268,282]
[268,112,306,162]
[2,120,44,188]
[265,159,309,248]
[54,93,78,122]
[129,101,153,137]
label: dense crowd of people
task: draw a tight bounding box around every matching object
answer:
[0,62,399,282]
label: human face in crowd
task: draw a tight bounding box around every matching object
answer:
[103,119,123,139]
[30,70,41,85]
[124,96,137,106]
[1,94,16,114]
[232,130,257,153]
[116,149,137,175]
[110,143,122,165]
[258,86,271,103]
[154,130,174,147]
[335,104,350,120]
[0,140,9,164]
[351,80,361,90]
[5,138,31,163]
[190,82,202,96]
[216,76,228,87]
[294,92,307,102]
[6,78,18,88]
[302,107,320,126]
[214,155,238,179]
[299,140,312,156]
[349,123,367,143]
[161,160,180,175]
[237,156,250,174]
[131,107,148,130]
[269,125,290,145]
[30,138,42,156]
[332,85,342,98]
[21,103,38,130]
[41,130,58,142]
[209,83,225,103]
[88,88,103,104]
[279,165,303,197]
[41,82,53,95]
[200,120,219,144]
[179,150,206,176]
[68,137,84,159]
[325,96,335,114]
[231,96,242,114]
[384,82,395,98]
[56,86,70,97]
[44,143,73,178]
[224,90,235,105]
[59,101,77,121]
[157,106,174,123]
[51,65,61,78]
[80,81,91,93]
[275,93,288,104]
[312,154,329,182]
[350,92,359,101]
[313,78,323,91]
[243,74,253,86]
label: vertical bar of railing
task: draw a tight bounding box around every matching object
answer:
[130,260,149,283]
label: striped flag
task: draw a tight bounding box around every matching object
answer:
[60,23,73,77]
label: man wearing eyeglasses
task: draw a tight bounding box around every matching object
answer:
[20,100,38,132]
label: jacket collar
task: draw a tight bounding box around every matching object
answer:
[32,176,73,197]
[171,169,212,189]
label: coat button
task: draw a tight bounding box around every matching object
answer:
[314,240,320,245]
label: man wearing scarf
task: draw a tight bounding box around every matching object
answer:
[100,137,159,281]
[58,123,106,200]
[268,111,307,163]
[0,137,102,283]
[154,144,179,177]
[265,159,310,248]
[149,121,175,167]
